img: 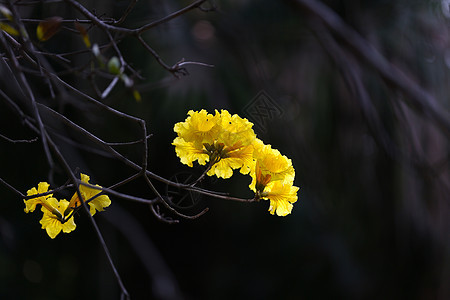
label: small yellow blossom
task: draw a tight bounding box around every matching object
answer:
[40,198,76,239]
[249,139,295,191]
[252,161,299,216]
[250,141,299,216]
[173,109,256,178]
[263,181,299,216]
[218,110,256,146]
[24,182,53,213]
[174,109,221,148]
[172,136,209,167]
[67,173,111,216]
[24,173,111,238]
[206,142,254,178]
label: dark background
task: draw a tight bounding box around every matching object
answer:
[0,0,449,299]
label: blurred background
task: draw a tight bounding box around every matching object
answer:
[0,0,449,299]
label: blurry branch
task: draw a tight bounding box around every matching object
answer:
[309,21,397,159]
[290,0,450,235]
[103,204,184,300]
[289,0,450,139]
[309,18,450,198]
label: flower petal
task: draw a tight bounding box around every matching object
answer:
[40,198,76,238]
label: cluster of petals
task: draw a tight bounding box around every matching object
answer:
[67,173,111,217]
[173,109,299,216]
[23,173,111,239]
[250,139,299,216]
[173,109,256,179]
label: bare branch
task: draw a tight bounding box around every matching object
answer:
[0,133,38,143]
[137,35,188,77]
[0,176,26,197]
[114,0,138,25]
[64,0,133,35]
[136,0,210,34]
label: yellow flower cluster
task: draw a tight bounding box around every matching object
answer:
[173,109,299,216]
[173,109,256,178]
[23,173,111,238]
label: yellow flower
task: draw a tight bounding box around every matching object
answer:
[173,109,257,178]
[249,139,295,191]
[249,141,299,216]
[174,109,221,148]
[212,110,256,177]
[263,181,299,216]
[206,141,255,178]
[218,109,256,147]
[40,198,76,239]
[172,136,209,167]
[24,174,111,238]
[24,182,53,213]
[172,109,300,215]
[67,173,111,216]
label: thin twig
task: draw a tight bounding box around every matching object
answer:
[114,0,138,25]
[106,134,153,146]
[177,61,214,68]
[0,133,38,143]
[136,0,209,34]
[136,35,188,77]
[0,176,25,197]
[64,0,134,35]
